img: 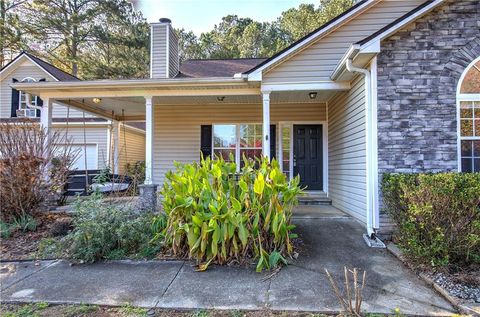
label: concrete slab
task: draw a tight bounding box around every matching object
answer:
[157,264,270,310]
[293,205,349,219]
[289,218,454,315]
[0,217,457,315]
[0,261,57,291]
[1,260,184,307]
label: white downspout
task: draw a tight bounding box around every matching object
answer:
[25,93,42,110]
[346,59,376,238]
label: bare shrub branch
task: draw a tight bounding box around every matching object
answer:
[0,121,79,220]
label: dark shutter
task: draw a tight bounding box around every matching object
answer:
[200,125,212,160]
[36,79,46,117]
[10,78,19,117]
[270,124,276,160]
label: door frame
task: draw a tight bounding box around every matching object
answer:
[278,121,328,194]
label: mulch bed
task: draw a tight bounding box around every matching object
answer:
[1,212,72,261]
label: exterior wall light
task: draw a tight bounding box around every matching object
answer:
[93,97,102,103]
[309,92,317,99]
[217,96,225,102]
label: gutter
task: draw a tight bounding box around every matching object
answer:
[346,59,381,245]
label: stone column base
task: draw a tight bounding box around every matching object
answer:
[137,184,158,212]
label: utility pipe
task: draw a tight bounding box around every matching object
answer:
[346,59,376,238]
[25,93,42,110]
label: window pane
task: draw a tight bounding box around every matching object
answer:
[213,125,236,148]
[475,102,480,118]
[461,141,472,156]
[240,149,262,168]
[461,119,473,136]
[474,140,480,157]
[475,120,480,136]
[474,159,480,173]
[460,102,473,118]
[461,140,473,157]
[240,124,262,148]
[462,158,473,173]
[214,149,235,162]
[281,126,291,177]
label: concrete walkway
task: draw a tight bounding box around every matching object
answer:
[0,215,455,315]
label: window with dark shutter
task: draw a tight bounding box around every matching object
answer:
[10,78,19,117]
[200,125,212,160]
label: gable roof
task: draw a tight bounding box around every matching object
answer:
[177,58,267,78]
[244,0,372,76]
[356,0,440,47]
[0,51,80,82]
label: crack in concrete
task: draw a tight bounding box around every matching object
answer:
[0,260,59,293]
[152,260,185,308]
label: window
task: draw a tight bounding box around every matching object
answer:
[18,77,38,118]
[458,58,480,173]
[213,124,263,168]
[281,125,292,179]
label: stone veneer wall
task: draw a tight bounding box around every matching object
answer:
[377,0,480,175]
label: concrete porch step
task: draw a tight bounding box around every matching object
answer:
[298,192,332,205]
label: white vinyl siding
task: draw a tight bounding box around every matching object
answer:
[151,24,168,78]
[263,0,424,83]
[153,103,327,186]
[0,62,56,118]
[0,58,92,118]
[118,126,146,174]
[169,27,179,78]
[328,75,367,223]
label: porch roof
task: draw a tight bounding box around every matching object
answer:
[12,76,343,121]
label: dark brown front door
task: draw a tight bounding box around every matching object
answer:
[294,125,323,190]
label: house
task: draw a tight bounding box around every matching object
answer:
[11,0,480,239]
[0,52,146,176]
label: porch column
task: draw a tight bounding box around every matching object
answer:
[262,92,271,159]
[138,95,157,212]
[40,97,53,152]
[144,96,154,184]
[112,121,121,174]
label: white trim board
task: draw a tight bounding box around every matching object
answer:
[456,56,480,172]
[0,53,59,82]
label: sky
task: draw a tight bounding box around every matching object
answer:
[129,0,315,35]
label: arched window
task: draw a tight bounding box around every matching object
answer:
[457,57,480,173]
[18,77,38,118]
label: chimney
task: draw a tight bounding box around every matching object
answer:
[150,18,179,78]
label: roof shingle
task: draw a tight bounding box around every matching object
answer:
[177,58,267,78]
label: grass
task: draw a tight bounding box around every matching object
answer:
[0,303,346,317]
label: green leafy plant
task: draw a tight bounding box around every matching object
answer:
[382,172,480,267]
[11,214,38,233]
[159,155,302,272]
[63,193,163,263]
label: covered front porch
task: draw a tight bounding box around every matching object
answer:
[13,77,368,226]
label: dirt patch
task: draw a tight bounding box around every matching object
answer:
[0,303,331,317]
[0,212,72,261]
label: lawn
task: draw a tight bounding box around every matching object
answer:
[0,303,335,317]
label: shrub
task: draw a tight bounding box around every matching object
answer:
[160,155,302,272]
[64,193,164,263]
[382,173,480,267]
[0,122,78,221]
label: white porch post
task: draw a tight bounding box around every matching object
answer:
[40,97,53,152]
[262,92,271,159]
[145,96,154,184]
[112,121,121,174]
